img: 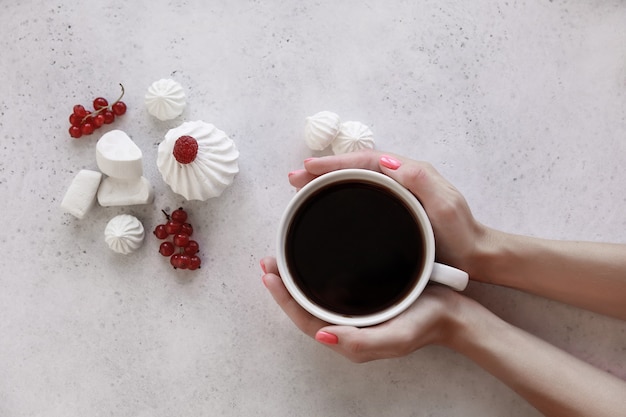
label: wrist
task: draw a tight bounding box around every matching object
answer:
[465,225,509,284]
[429,289,483,349]
[441,294,503,353]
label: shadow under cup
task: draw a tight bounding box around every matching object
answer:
[277,169,436,327]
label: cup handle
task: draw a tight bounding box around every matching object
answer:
[429,262,469,291]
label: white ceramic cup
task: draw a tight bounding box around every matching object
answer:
[276,169,468,327]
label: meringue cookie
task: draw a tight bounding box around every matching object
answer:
[157,120,239,200]
[145,79,186,121]
[304,111,341,150]
[331,121,375,154]
[104,214,145,254]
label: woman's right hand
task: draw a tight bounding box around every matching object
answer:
[288,150,489,277]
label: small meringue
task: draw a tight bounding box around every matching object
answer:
[331,121,375,154]
[104,214,145,254]
[145,79,186,121]
[304,111,341,150]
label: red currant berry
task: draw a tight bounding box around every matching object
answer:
[93,97,108,110]
[81,122,95,135]
[188,256,201,270]
[103,110,115,124]
[170,254,182,269]
[69,126,82,138]
[153,224,168,239]
[184,240,199,255]
[73,104,87,118]
[83,112,94,126]
[180,223,193,236]
[165,220,182,235]
[178,255,191,269]
[159,241,175,257]
[171,208,188,223]
[69,113,82,127]
[112,101,127,116]
[93,114,105,128]
[173,233,190,248]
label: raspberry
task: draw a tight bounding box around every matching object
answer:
[173,136,199,164]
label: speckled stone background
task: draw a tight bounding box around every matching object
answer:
[1,1,625,416]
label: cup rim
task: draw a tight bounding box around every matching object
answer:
[276,168,435,327]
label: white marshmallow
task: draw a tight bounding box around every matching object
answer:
[61,170,103,219]
[97,176,154,207]
[96,130,143,179]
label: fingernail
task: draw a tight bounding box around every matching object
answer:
[261,274,269,289]
[380,155,402,170]
[315,330,339,345]
[304,157,316,164]
[260,259,267,274]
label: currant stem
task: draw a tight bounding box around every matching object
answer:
[114,83,125,105]
[80,83,126,124]
[161,209,170,220]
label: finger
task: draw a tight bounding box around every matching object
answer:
[288,149,390,190]
[304,149,385,176]
[315,322,412,363]
[378,155,453,205]
[288,169,317,189]
[260,256,278,275]
[262,271,328,338]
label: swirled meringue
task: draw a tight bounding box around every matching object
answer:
[104,214,145,254]
[157,120,239,200]
[304,111,341,150]
[331,121,375,154]
[145,79,186,121]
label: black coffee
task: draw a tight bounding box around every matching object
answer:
[286,181,424,316]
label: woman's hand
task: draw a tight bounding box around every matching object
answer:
[260,256,464,363]
[288,150,488,277]
[261,256,626,417]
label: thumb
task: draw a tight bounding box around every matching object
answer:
[378,154,442,204]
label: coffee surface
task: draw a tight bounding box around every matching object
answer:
[286,181,424,316]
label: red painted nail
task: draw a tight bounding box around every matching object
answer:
[380,155,402,170]
[315,331,339,345]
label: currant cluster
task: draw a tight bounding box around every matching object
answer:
[153,207,201,270]
[69,83,128,139]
